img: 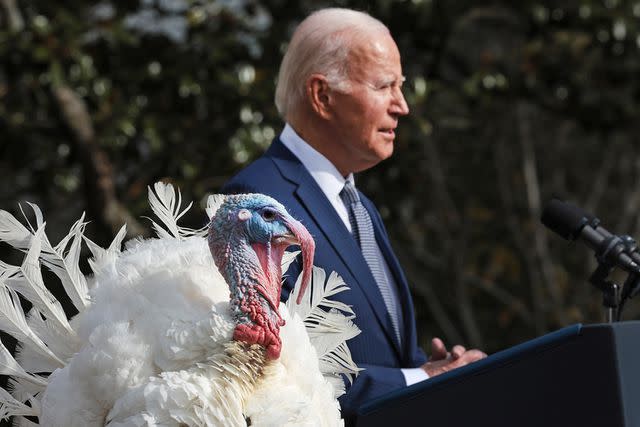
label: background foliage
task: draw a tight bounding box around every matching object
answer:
[2,0,640,361]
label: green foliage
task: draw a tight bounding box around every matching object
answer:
[3,0,640,359]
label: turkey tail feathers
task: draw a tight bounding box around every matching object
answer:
[205,194,226,220]
[0,206,87,421]
[281,250,299,279]
[147,182,208,240]
[3,227,73,337]
[287,266,361,397]
[0,387,39,420]
[0,205,90,311]
[0,285,64,369]
[288,267,355,321]
[0,208,32,249]
[43,214,90,310]
[0,341,47,388]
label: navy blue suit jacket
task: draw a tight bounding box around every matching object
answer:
[222,138,427,420]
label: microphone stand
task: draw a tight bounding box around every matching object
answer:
[618,272,640,321]
[541,199,640,322]
[617,235,640,321]
[589,234,640,322]
[588,262,620,323]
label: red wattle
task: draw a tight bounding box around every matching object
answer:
[234,323,282,360]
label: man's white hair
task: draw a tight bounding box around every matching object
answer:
[274,8,389,121]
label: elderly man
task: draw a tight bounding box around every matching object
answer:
[222,7,485,421]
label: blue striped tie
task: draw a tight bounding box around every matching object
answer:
[340,181,402,344]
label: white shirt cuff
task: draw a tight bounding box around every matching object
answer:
[401,368,430,386]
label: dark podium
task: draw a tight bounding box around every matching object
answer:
[357,322,640,427]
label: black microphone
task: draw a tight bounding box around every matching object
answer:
[541,199,640,274]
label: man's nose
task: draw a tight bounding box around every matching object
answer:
[390,87,409,116]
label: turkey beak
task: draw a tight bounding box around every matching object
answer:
[281,216,315,304]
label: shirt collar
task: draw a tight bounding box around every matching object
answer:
[280,123,355,199]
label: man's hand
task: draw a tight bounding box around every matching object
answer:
[421,337,487,377]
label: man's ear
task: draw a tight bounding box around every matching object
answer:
[306,74,333,120]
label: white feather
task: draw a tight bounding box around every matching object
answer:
[0,209,32,249]
[289,268,355,320]
[12,417,40,427]
[45,214,90,310]
[0,260,20,283]
[22,203,43,231]
[287,268,361,392]
[83,224,127,276]
[0,343,47,388]
[18,309,80,373]
[0,206,90,311]
[205,194,226,220]
[0,387,39,419]
[4,227,73,337]
[146,182,207,240]
[0,203,42,249]
[281,250,299,278]
[0,286,63,369]
[8,378,46,404]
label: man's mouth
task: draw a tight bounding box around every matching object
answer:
[379,128,396,138]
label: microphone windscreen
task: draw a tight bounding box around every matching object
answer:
[541,199,596,241]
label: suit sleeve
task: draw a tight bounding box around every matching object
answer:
[338,364,406,423]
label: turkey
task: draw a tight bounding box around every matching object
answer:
[0,182,360,426]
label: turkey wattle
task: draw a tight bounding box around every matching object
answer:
[0,183,360,426]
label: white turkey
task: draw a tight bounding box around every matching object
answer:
[0,183,360,426]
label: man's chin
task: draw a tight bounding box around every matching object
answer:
[375,143,394,162]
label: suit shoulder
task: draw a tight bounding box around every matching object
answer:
[222,156,279,194]
[228,156,278,181]
[222,156,299,201]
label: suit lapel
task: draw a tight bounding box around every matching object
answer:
[266,139,401,354]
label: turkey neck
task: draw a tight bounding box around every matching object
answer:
[209,232,285,360]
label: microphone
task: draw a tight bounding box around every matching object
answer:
[541,199,640,274]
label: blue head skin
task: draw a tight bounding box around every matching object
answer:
[207,194,314,359]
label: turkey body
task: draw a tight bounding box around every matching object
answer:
[0,185,359,427]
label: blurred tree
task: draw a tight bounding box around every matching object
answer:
[2,4,640,415]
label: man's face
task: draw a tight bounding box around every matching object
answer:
[328,32,409,174]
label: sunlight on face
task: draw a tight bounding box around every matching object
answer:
[329,31,409,174]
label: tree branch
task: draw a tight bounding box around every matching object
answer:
[518,102,568,325]
[494,127,547,334]
[52,85,146,240]
[463,274,534,326]
[0,0,24,32]
[452,214,483,347]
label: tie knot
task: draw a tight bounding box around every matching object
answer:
[340,181,360,206]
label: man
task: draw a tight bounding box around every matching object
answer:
[222,7,485,420]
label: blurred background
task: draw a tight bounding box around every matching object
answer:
[2,0,640,358]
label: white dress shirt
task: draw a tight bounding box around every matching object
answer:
[279,124,429,386]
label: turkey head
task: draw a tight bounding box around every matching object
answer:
[207,194,314,360]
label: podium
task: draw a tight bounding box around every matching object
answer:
[356,322,640,427]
